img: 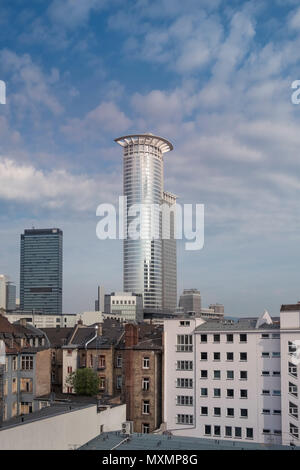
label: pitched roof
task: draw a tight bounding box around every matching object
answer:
[280,304,300,312]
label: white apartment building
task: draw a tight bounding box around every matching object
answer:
[163,308,300,446]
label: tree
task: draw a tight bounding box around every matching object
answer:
[66,368,99,396]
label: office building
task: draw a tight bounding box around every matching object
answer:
[178,289,202,315]
[115,133,177,313]
[104,292,143,322]
[95,285,105,312]
[163,305,300,446]
[162,191,177,313]
[0,275,7,311]
[20,228,63,315]
[6,282,16,312]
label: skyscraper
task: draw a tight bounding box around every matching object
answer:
[115,133,177,313]
[20,228,63,315]
[179,288,202,315]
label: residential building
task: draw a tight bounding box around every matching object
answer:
[104,292,143,322]
[179,289,202,315]
[115,133,176,313]
[116,322,163,433]
[0,315,51,422]
[163,310,286,445]
[5,311,77,328]
[20,228,63,315]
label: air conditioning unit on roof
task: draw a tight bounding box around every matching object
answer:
[121,421,133,435]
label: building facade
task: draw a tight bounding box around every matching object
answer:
[20,228,63,315]
[163,310,293,445]
[115,133,177,314]
[104,292,143,322]
[179,289,202,315]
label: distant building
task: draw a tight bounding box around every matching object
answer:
[95,286,105,312]
[5,311,77,329]
[20,228,63,315]
[209,303,225,314]
[179,289,201,315]
[104,292,143,322]
[6,282,16,312]
[162,191,177,314]
[0,275,7,311]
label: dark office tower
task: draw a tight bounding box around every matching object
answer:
[20,228,63,315]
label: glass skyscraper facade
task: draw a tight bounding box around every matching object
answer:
[115,133,177,313]
[20,228,63,315]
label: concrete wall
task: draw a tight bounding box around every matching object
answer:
[0,403,126,450]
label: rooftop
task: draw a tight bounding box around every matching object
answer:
[79,431,295,451]
[115,133,173,153]
[195,317,280,332]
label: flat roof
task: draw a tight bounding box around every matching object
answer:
[79,431,296,451]
[115,133,173,153]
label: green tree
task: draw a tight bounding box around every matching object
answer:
[66,368,99,396]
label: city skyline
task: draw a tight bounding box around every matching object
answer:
[1,1,300,316]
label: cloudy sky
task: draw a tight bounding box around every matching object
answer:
[1,0,300,316]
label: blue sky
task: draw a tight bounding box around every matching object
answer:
[1,0,300,316]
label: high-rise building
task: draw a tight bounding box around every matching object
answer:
[20,228,63,315]
[6,282,16,312]
[162,192,177,313]
[179,289,202,315]
[115,133,177,313]
[0,275,7,311]
[95,285,105,312]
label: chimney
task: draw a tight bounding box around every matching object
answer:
[20,318,27,327]
[97,323,103,336]
[77,319,83,325]
[125,323,138,347]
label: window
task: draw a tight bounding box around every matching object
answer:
[262,352,270,358]
[20,378,33,393]
[214,370,221,380]
[12,356,17,371]
[241,409,248,418]
[263,429,270,434]
[226,352,234,361]
[290,423,299,439]
[272,333,280,339]
[177,378,193,389]
[213,352,220,361]
[200,352,207,361]
[67,366,72,373]
[177,360,193,370]
[142,378,150,391]
[272,352,280,358]
[288,341,297,355]
[227,408,234,417]
[177,396,193,406]
[273,371,280,377]
[20,402,33,415]
[240,389,248,398]
[214,407,221,416]
[214,425,221,436]
[180,321,190,327]
[67,349,72,356]
[289,402,298,419]
[205,425,211,435]
[142,400,150,415]
[214,388,221,398]
[240,371,248,380]
[227,370,234,380]
[98,356,105,369]
[177,414,193,425]
[213,334,220,343]
[226,334,233,343]
[99,377,106,390]
[240,352,247,361]
[272,390,281,396]
[21,356,33,370]
[225,426,232,437]
[240,334,247,343]
[262,389,270,395]
[261,334,269,339]
[116,356,122,368]
[143,357,150,369]
[201,406,208,415]
[273,410,281,415]
[246,428,253,439]
[67,386,73,393]
[235,427,242,438]
[142,423,150,434]
[227,389,234,398]
[116,375,122,390]
[289,382,298,397]
[262,371,270,376]
[201,388,208,397]
[201,370,208,379]
[177,335,193,352]
[262,409,270,414]
[200,334,207,343]
[289,362,297,378]
[12,378,17,394]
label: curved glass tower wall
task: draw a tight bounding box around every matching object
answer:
[115,134,175,312]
